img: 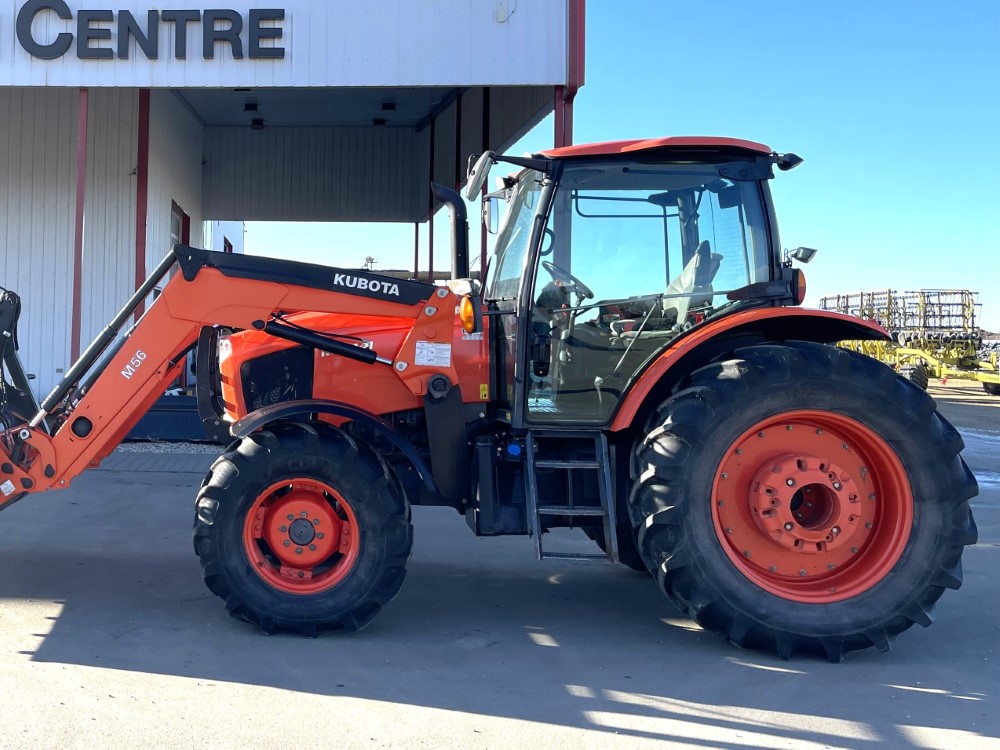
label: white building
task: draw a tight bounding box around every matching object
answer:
[1,0,584,397]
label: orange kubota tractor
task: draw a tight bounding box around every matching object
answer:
[0,137,978,660]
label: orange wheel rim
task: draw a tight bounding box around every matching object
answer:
[712,410,913,603]
[242,478,361,595]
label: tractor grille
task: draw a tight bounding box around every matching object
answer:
[240,346,314,411]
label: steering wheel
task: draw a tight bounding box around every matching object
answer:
[541,260,594,300]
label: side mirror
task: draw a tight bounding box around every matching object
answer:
[482,196,499,234]
[790,247,818,264]
[465,151,496,200]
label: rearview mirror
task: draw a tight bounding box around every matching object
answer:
[465,151,496,200]
[482,196,499,234]
[790,247,818,264]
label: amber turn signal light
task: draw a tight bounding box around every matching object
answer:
[459,296,477,333]
[793,270,807,306]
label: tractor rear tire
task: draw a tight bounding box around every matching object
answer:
[629,341,977,660]
[899,363,929,390]
[984,382,1000,396]
[193,421,412,634]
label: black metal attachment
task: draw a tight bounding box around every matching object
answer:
[31,250,178,427]
[253,320,388,366]
[430,183,470,279]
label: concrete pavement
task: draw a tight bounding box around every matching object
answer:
[0,382,996,749]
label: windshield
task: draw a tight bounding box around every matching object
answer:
[485,169,544,301]
[541,161,771,322]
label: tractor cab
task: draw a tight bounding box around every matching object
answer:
[468,137,806,427]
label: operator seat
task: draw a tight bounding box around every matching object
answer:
[614,241,721,341]
[661,240,721,323]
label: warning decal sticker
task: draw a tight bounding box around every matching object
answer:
[414,341,452,367]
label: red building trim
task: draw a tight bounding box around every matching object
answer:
[70,88,89,361]
[554,0,585,148]
[133,88,151,323]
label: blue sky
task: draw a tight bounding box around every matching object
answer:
[246,0,1000,329]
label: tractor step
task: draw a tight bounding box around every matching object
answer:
[524,430,618,563]
[536,505,605,516]
[534,459,602,469]
[539,551,610,561]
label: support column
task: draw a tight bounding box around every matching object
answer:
[428,119,435,282]
[413,222,419,278]
[70,88,89,362]
[480,87,490,278]
[133,88,151,323]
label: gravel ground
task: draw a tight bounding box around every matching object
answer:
[116,440,223,454]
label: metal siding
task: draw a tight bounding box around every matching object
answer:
[146,90,203,276]
[0,1,569,88]
[203,126,423,222]
[432,100,457,192]
[459,87,484,183]
[0,88,76,398]
[81,89,138,346]
[490,86,555,152]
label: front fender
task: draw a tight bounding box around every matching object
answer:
[609,307,888,431]
[231,398,438,493]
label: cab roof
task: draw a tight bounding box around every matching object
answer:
[538,136,772,159]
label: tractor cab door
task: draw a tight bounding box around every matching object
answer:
[483,168,550,415]
[519,158,773,426]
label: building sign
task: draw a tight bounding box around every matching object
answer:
[14,0,284,60]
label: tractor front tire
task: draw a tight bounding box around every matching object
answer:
[630,342,977,660]
[194,421,412,635]
[984,382,1000,396]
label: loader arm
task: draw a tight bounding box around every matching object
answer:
[0,246,449,503]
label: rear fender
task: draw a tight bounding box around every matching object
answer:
[609,307,889,432]
[231,398,438,494]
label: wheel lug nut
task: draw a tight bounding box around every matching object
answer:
[743,550,751,558]
[735,448,743,455]
[786,425,793,431]
[769,565,777,572]
[309,544,317,551]
[283,540,290,547]
[831,526,840,534]
[869,493,876,500]
[827,563,835,570]
[286,514,294,521]
[758,431,765,438]
[313,518,320,526]
[805,502,813,508]
[279,525,287,533]
[721,473,728,479]
[301,512,308,518]
[784,523,794,531]
[795,513,803,519]
[798,569,806,576]
[815,429,823,435]
[295,547,303,555]
[833,482,842,490]
[317,532,325,539]
[786,478,795,487]
[851,547,858,554]
[865,522,873,529]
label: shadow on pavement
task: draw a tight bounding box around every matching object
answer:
[0,466,996,749]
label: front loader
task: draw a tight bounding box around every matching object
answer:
[0,137,978,660]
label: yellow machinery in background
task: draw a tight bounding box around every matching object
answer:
[819,289,1000,395]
